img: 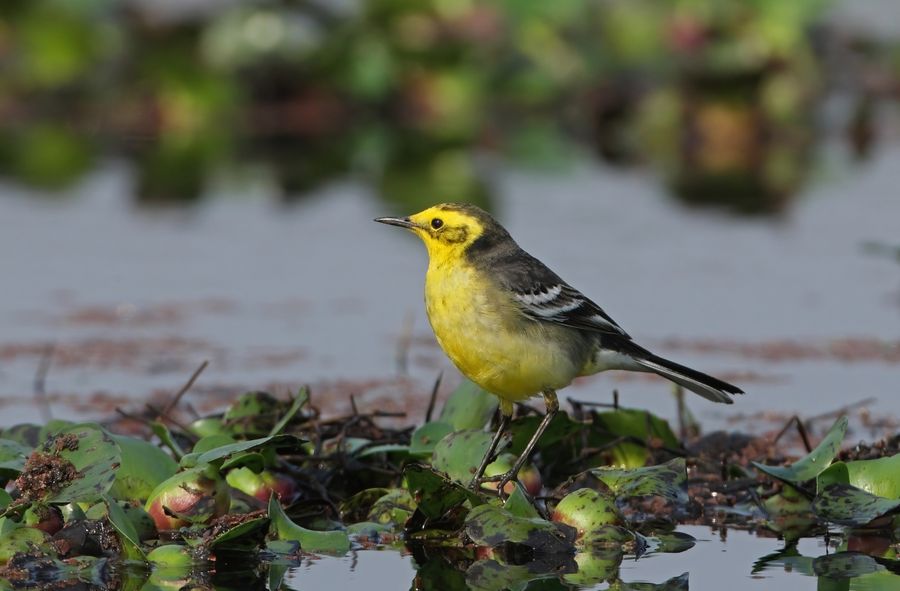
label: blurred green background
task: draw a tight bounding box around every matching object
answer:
[2,0,898,214]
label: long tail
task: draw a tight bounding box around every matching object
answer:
[631,352,743,404]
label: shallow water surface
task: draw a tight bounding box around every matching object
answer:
[2,147,899,433]
[279,525,887,591]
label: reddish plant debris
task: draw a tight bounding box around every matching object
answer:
[52,433,79,454]
[14,451,79,501]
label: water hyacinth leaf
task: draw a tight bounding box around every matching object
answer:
[403,464,483,521]
[1,420,73,448]
[502,482,541,519]
[150,422,186,461]
[509,413,583,456]
[409,421,455,457]
[220,452,266,472]
[339,488,390,523]
[812,552,886,579]
[591,458,688,503]
[0,439,30,478]
[465,504,575,554]
[40,424,122,504]
[355,444,410,458]
[751,543,814,576]
[192,434,237,455]
[224,391,281,434]
[268,387,309,437]
[432,430,510,487]
[551,488,624,541]
[466,559,559,591]
[0,525,46,563]
[592,409,680,468]
[208,517,270,551]
[812,483,900,527]
[268,495,350,554]
[145,464,230,530]
[562,548,625,586]
[108,434,178,502]
[189,417,228,439]
[817,455,900,499]
[195,434,304,466]
[762,485,816,539]
[104,495,145,560]
[367,489,416,527]
[650,531,697,554]
[415,555,471,591]
[752,416,848,485]
[438,380,498,430]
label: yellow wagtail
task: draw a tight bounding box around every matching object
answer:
[375,203,742,493]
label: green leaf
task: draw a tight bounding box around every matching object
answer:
[40,424,122,504]
[813,483,900,527]
[0,439,30,477]
[1,420,73,448]
[0,524,46,563]
[367,489,417,528]
[224,391,282,435]
[104,495,145,560]
[562,548,626,586]
[0,490,11,511]
[753,416,848,486]
[269,387,309,437]
[502,482,540,519]
[150,422,186,460]
[813,552,888,579]
[403,464,483,521]
[432,430,510,487]
[208,516,270,551]
[409,422,455,457]
[268,495,350,554]
[591,458,687,503]
[192,434,237,454]
[355,444,410,458]
[439,380,498,430]
[508,412,584,456]
[195,434,304,466]
[466,559,558,591]
[464,504,575,553]
[108,434,178,502]
[817,455,900,499]
[592,409,680,468]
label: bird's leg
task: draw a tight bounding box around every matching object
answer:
[494,390,559,497]
[470,412,510,490]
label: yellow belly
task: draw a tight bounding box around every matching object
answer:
[424,263,587,403]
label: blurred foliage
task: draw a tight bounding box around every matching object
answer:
[0,0,897,212]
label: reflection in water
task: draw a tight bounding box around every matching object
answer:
[0,0,898,212]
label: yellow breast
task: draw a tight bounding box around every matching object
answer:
[424,261,586,402]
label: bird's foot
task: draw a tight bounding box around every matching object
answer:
[471,472,517,500]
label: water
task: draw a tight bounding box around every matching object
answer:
[2,146,899,432]
[277,525,874,590]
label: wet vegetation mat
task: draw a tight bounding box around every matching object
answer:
[0,372,898,590]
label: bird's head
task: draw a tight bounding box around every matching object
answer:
[375,203,509,262]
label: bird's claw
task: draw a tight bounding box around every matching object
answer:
[471,472,517,500]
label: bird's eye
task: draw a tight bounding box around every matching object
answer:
[430,218,444,230]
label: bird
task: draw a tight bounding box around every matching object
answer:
[375,203,742,494]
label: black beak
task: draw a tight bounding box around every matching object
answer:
[374,216,417,229]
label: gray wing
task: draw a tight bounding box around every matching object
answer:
[512,282,630,337]
[491,250,630,338]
